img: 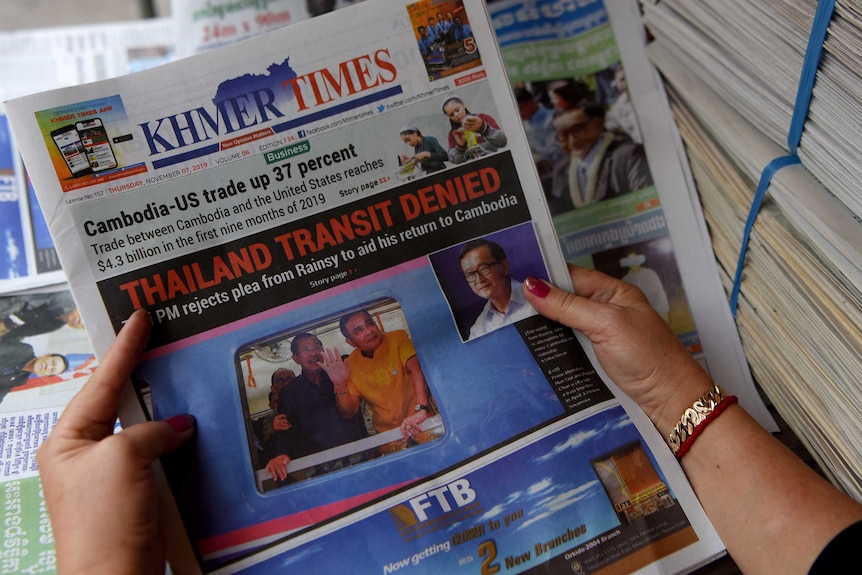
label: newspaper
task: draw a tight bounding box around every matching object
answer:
[170,0,371,58]
[0,111,66,293]
[488,0,776,430]
[5,1,724,573]
[0,287,99,574]
[0,18,177,293]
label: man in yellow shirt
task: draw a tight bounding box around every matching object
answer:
[332,310,432,443]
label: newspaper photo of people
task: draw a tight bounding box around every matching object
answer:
[492,4,705,355]
[515,69,653,217]
[429,222,546,342]
[407,0,481,81]
[394,82,508,181]
[237,298,443,492]
[0,289,97,409]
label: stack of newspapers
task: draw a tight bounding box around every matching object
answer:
[640,0,862,499]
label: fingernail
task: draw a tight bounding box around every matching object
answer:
[525,276,551,298]
[125,308,152,326]
[165,414,195,433]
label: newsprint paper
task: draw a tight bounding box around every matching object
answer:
[5,1,724,573]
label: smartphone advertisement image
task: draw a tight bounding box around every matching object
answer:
[75,117,118,172]
[34,96,141,192]
[50,125,92,178]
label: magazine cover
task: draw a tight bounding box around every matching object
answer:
[5,0,724,572]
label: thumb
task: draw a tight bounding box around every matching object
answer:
[523,276,613,341]
[117,415,196,463]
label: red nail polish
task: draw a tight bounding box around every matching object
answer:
[525,276,550,298]
[165,414,195,433]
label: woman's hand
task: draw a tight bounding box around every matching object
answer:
[526,265,862,575]
[524,264,713,431]
[37,309,195,575]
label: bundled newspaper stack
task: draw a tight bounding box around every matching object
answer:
[640,0,862,499]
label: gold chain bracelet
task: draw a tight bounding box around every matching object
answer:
[667,384,731,456]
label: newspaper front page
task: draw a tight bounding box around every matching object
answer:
[5,1,723,572]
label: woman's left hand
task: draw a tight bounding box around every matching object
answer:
[37,309,195,575]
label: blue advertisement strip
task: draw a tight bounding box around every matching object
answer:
[226,407,696,574]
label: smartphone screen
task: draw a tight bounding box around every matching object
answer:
[75,118,118,172]
[50,125,92,177]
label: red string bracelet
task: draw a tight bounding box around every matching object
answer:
[667,385,738,459]
[673,394,738,459]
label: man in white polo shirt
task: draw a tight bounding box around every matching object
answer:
[459,238,537,340]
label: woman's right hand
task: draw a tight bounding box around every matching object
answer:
[523,264,713,432]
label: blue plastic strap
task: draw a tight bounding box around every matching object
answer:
[787,0,836,152]
[729,0,835,316]
[728,154,800,313]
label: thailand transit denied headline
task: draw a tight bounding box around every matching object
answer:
[111,165,515,310]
